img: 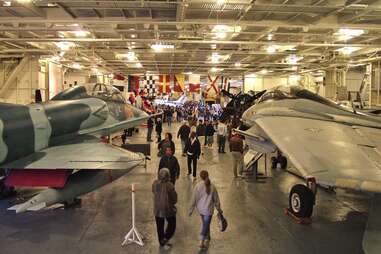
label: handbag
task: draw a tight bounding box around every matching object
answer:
[217,212,228,232]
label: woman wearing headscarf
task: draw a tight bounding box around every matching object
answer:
[152,168,178,247]
[189,170,223,249]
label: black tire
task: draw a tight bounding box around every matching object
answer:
[289,184,314,218]
[271,157,277,169]
[279,156,287,169]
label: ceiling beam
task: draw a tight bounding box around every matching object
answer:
[0,37,379,48]
[56,3,77,19]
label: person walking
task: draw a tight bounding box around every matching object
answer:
[189,170,223,249]
[152,168,178,247]
[205,121,215,148]
[217,120,227,153]
[158,133,176,157]
[196,120,206,152]
[177,121,191,156]
[185,132,201,180]
[147,117,154,142]
[229,132,244,178]
[166,108,173,126]
[156,117,163,143]
[159,147,180,185]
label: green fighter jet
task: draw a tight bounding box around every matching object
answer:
[0,83,157,213]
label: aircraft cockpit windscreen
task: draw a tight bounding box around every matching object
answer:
[84,83,126,103]
[257,86,351,112]
[257,86,295,104]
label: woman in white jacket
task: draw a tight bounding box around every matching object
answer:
[189,170,223,249]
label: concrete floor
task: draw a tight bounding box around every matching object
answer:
[0,123,371,254]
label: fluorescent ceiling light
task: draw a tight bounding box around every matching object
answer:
[216,0,224,5]
[135,62,143,68]
[288,55,303,65]
[212,25,241,39]
[210,67,223,72]
[211,44,217,49]
[71,63,83,69]
[208,53,229,64]
[54,41,75,51]
[115,51,137,61]
[73,30,90,37]
[267,34,273,41]
[335,28,364,41]
[336,46,361,55]
[131,34,137,38]
[183,71,193,75]
[3,1,11,6]
[151,43,175,51]
[266,45,278,53]
[246,73,256,78]
[259,69,268,74]
[235,62,241,67]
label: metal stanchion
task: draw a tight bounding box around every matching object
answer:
[121,184,144,247]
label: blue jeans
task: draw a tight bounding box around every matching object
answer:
[200,215,212,240]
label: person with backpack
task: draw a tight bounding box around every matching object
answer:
[189,170,223,249]
[152,168,178,248]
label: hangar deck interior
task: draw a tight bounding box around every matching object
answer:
[0,124,370,254]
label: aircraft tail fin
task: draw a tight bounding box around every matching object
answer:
[177,95,187,104]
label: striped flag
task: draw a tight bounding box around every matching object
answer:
[159,75,171,94]
[189,74,201,92]
[174,74,185,93]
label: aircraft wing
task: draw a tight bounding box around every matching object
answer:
[248,116,381,193]
[1,136,144,170]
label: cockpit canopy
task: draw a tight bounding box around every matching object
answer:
[257,86,349,111]
[52,83,126,103]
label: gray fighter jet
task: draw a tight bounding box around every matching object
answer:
[236,86,381,254]
[0,83,154,213]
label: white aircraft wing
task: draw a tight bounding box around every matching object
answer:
[249,116,381,193]
[1,136,144,170]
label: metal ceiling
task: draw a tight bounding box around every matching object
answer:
[1,0,381,76]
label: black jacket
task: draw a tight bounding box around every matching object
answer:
[158,155,180,183]
[196,124,206,137]
[177,124,191,140]
[205,124,215,136]
[156,120,162,133]
[158,140,176,154]
[184,138,201,158]
[147,118,154,128]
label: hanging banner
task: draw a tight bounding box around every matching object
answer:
[159,75,171,94]
[189,74,201,92]
[174,74,185,93]
[205,74,220,100]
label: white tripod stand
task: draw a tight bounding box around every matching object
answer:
[121,184,144,247]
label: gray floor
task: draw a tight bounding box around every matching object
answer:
[0,123,371,254]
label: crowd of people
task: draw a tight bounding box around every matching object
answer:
[150,106,245,250]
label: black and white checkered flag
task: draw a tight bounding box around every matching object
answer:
[142,75,157,97]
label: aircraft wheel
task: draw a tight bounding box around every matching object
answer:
[289,184,314,218]
[271,157,278,169]
[279,156,287,169]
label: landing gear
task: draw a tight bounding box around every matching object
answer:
[0,174,16,199]
[271,153,287,169]
[63,198,82,209]
[288,178,317,218]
